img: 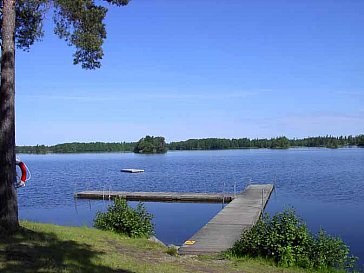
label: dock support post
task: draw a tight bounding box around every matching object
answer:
[222,181,226,208]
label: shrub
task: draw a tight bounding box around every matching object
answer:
[94,197,154,238]
[165,247,178,256]
[228,209,357,271]
[311,229,357,270]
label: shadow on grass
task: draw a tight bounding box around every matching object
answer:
[0,227,134,273]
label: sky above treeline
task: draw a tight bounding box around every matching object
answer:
[15,0,364,145]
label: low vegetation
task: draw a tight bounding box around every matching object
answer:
[227,209,358,272]
[1,221,348,273]
[94,197,154,238]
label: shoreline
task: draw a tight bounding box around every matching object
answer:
[16,145,363,155]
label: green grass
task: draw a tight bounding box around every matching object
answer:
[0,221,343,273]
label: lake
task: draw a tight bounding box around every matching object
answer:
[17,148,364,265]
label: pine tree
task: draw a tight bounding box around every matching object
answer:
[0,0,130,231]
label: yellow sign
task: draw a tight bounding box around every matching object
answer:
[184,240,196,245]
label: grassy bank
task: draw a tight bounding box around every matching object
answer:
[0,221,339,273]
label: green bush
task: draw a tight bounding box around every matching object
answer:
[228,209,357,271]
[134,135,167,154]
[165,247,178,256]
[94,197,154,238]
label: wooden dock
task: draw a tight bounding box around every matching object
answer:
[74,191,235,203]
[121,169,144,173]
[178,184,274,255]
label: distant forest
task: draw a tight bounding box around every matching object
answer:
[16,135,364,154]
[16,142,136,154]
[168,135,364,150]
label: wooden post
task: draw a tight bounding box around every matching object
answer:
[222,181,226,208]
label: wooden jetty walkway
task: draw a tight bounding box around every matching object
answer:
[75,184,274,254]
[178,184,274,255]
[74,191,235,203]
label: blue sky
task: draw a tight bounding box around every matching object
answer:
[15,0,364,145]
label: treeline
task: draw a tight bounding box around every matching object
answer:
[16,142,136,154]
[291,135,364,148]
[168,135,364,150]
[16,135,364,154]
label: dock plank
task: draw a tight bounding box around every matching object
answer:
[74,191,235,203]
[178,184,274,255]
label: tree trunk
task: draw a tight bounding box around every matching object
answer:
[0,0,19,231]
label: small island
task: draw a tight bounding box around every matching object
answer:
[133,135,167,154]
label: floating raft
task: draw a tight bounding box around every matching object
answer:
[74,191,235,203]
[121,169,144,173]
[178,184,274,255]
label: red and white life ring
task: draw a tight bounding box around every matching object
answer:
[16,159,28,188]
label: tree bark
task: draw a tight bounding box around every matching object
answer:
[0,0,19,231]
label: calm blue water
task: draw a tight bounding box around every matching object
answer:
[17,149,364,265]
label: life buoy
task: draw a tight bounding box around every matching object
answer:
[16,159,28,188]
